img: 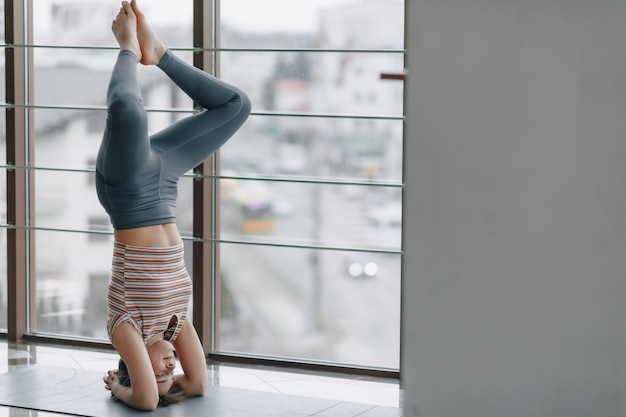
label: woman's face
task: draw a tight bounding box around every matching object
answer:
[147,339,176,395]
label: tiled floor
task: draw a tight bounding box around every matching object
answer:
[0,339,402,416]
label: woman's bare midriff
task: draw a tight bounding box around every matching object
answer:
[114,223,181,247]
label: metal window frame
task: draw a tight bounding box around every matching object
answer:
[192,0,219,356]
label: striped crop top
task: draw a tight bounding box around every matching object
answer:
[107,241,192,344]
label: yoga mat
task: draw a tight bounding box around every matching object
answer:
[0,366,400,416]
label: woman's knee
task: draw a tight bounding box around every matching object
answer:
[108,90,147,126]
[232,89,251,123]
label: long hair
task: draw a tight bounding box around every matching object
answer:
[116,358,187,407]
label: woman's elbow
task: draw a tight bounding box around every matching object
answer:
[141,402,159,412]
[140,400,159,411]
[135,392,160,411]
[189,380,208,397]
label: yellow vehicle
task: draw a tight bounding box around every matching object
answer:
[222,174,274,234]
[231,182,274,234]
[240,198,274,233]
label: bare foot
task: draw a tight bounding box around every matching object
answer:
[111,1,141,62]
[130,0,167,65]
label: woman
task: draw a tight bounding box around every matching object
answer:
[99,1,250,410]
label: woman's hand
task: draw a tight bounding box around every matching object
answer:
[102,365,159,410]
[103,369,123,397]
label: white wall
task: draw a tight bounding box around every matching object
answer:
[402,1,626,416]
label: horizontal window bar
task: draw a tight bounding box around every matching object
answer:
[0,164,94,174]
[0,102,403,121]
[199,172,403,188]
[0,164,403,188]
[252,110,403,121]
[0,224,403,255]
[215,238,402,255]
[0,43,405,54]
[209,352,400,378]
[0,102,197,114]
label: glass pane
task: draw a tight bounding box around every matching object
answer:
[34,170,105,232]
[220,0,404,50]
[33,48,196,167]
[34,48,195,110]
[33,47,116,107]
[217,0,405,370]
[33,107,103,170]
[222,115,403,182]
[174,175,196,238]
[34,0,193,49]
[31,0,196,340]
[220,51,404,117]
[33,230,195,339]
[34,230,114,339]
[221,180,401,251]
[219,243,401,369]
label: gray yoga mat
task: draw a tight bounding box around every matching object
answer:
[0,366,400,416]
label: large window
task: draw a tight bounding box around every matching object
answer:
[2,0,404,372]
[217,1,404,370]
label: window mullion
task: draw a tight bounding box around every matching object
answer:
[192,0,219,355]
[5,0,34,341]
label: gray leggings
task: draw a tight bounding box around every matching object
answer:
[96,49,251,229]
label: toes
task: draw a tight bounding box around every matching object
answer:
[121,1,134,15]
[130,0,141,14]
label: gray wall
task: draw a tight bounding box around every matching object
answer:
[401,1,626,416]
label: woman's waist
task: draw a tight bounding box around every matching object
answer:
[114,223,181,247]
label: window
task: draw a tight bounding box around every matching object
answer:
[216,0,404,370]
[3,0,404,373]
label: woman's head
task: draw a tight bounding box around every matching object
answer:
[146,339,177,395]
[116,340,185,406]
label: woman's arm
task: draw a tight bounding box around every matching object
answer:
[108,322,160,410]
[173,319,208,396]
